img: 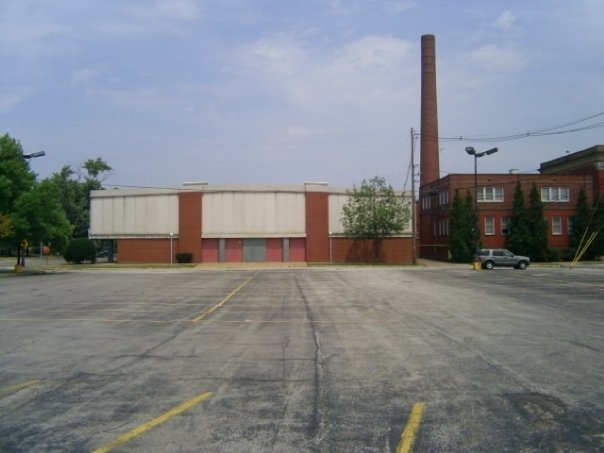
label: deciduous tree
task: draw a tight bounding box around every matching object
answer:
[45,158,112,238]
[0,134,36,214]
[11,180,72,253]
[342,176,410,262]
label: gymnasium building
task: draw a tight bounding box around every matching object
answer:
[89,182,414,264]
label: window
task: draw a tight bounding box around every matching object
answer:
[552,216,563,235]
[484,216,495,235]
[438,218,449,236]
[541,187,570,202]
[501,216,510,236]
[477,187,504,202]
[439,190,449,206]
[422,196,430,210]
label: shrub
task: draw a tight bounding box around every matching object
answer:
[559,247,577,262]
[546,247,560,262]
[545,247,578,262]
[175,252,193,263]
[64,238,97,264]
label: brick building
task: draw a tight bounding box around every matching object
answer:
[89,182,414,264]
[419,145,604,260]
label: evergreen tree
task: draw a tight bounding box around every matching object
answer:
[527,183,548,261]
[570,187,592,259]
[464,189,479,254]
[508,182,531,255]
[448,189,475,262]
[590,194,604,258]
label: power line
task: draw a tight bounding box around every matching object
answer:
[420,111,604,143]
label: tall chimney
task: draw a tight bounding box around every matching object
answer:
[420,34,440,186]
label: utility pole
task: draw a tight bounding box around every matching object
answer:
[410,128,417,264]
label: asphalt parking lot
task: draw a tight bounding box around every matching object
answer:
[0,266,603,452]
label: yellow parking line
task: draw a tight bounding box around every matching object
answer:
[192,273,257,322]
[92,391,213,453]
[397,402,426,453]
[0,379,41,395]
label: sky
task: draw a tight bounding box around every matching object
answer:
[1,0,603,190]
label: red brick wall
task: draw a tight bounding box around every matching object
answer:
[420,34,440,186]
[202,239,219,262]
[331,237,413,264]
[289,238,306,262]
[118,239,176,263]
[178,192,202,262]
[266,239,283,262]
[305,192,329,262]
[420,173,596,259]
[226,239,243,262]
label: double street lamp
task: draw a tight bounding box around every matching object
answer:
[23,151,46,159]
[465,146,498,259]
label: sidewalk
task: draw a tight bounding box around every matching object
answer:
[1,256,602,276]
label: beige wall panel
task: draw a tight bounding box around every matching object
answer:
[202,192,305,238]
[328,193,349,234]
[328,192,413,236]
[90,194,178,237]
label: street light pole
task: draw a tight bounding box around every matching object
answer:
[410,127,417,264]
[13,150,46,272]
[465,146,498,265]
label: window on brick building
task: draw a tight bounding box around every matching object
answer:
[541,187,570,202]
[439,190,449,206]
[439,218,448,236]
[501,216,510,235]
[484,216,495,235]
[477,187,504,202]
[551,216,563,235]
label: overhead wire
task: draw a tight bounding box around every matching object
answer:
[420,111,604,143]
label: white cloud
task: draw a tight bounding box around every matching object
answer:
[330,35,412,73]
[86,87,186,110]
[0,11,72,58]
[233,34,415,110]
[494,10,516,30]
[156,0,199,20]
[243,36,307,76]
[89,0,200,37]
[0,88,33,113]
[471,44,526,72]
[71,67,102,84]
[383,1,416,14]
[286,126,324,139]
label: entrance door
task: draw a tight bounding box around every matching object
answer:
[243,239,266,262]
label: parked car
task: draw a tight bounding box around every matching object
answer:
[477,249,530,270]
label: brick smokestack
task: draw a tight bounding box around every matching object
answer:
[420,34,440,186]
